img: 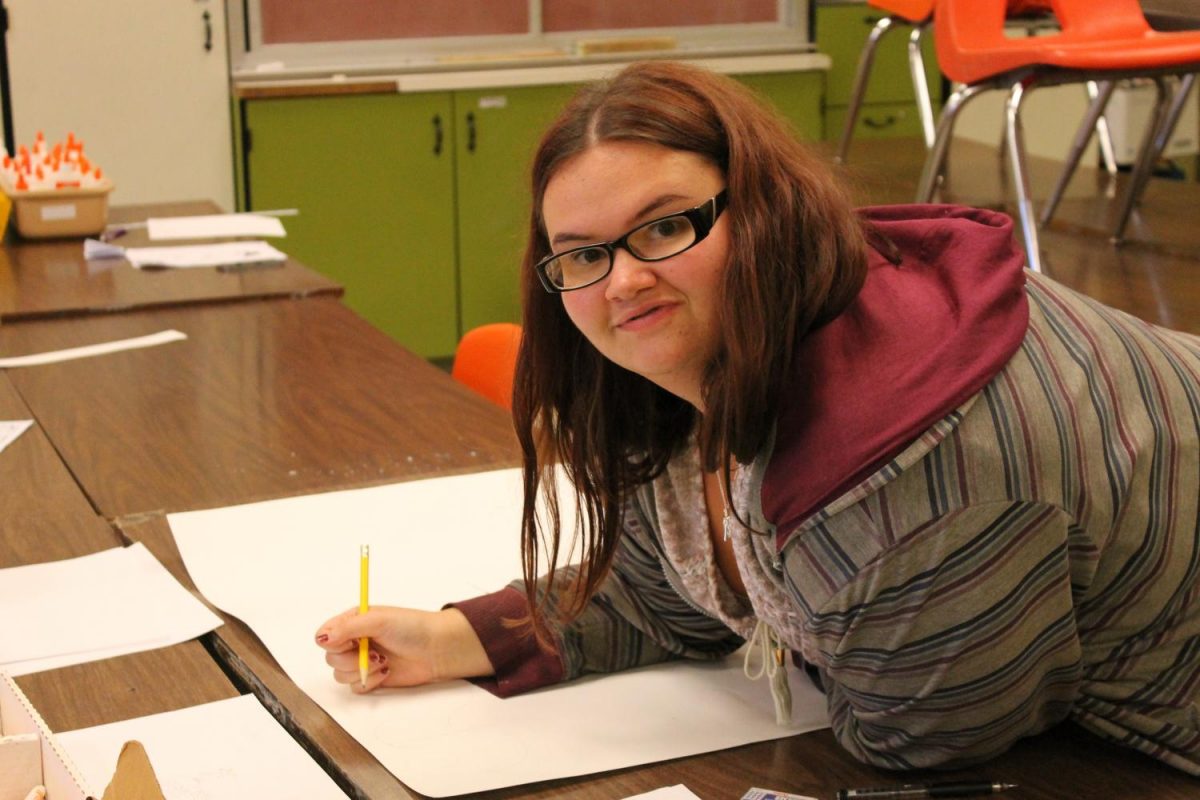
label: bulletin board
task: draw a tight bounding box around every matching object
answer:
[257,0,782,45]
[259,0,529,44]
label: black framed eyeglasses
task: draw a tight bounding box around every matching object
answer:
[535,189,728,293]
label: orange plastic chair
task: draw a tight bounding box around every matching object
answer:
[837,0,1063,163]
[917,0,1200,271]
[836,0,937,163]
[450,323,522,411]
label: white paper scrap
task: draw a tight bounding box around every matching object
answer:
[625,787,704,800]
[0,420,34,455]
[0,330,186,369]
[57,694,347,799]
[147,213,286,240]
[169,469,830,797]
[0,542,223,676]
[125,241,286,270]
[83,238,125,260]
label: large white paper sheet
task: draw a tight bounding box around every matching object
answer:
[147,213,286,240]
[0,420,34,454]
[0,543,223,676]
[124,241,286,270]
[0,330,186,369]
[169,468,830,797]
[56,694,347,799]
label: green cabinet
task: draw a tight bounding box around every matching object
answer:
[817,2,940,141]
[239,70,824,360]
[242,85,578,359]
[454,85,581,336]
[736,71,825,141]
[243,91,459,357]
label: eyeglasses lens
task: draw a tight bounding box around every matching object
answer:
[545,214,698,291]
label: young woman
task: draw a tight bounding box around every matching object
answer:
[317,61,1200,774]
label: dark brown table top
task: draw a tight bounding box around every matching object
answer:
[0,295,518,519]
[0,373,120,564]
[15,643,240,734]
[1143,0,1200,30]
[0,200,342,322]
[1,378,238,771]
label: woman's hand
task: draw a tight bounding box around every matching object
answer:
[314,606,494,693]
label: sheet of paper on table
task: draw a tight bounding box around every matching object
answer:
[56,694,346,799]
[147,213,286,240]
[0,543,223,676]
[0,330,187,369]
[0,420,33,455]
[124,241,286,270]
[168,468,830,797]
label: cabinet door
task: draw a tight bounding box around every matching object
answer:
[244,92,459,358]
[735,71,825,142]
[818,3,940,108]
[454,84,581,333]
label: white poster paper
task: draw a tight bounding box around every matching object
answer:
[169,469,829,797]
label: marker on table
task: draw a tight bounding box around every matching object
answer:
[835,781,1017,800]
[359,544,370,686]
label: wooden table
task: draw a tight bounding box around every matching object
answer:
[0,296,518,519]
[0,200,341,322]
[0,372,119,564]
[1143,0,1200,30]
[0,375,239,759]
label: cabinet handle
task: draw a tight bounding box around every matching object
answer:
[466,112,476,153]
[863,115,899,130]
[202,10,213,52]
[432,114,443,155]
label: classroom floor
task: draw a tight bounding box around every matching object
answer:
[829,136,1200,335]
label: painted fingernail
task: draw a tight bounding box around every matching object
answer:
[369,650,381,663]
[381,667,390,678]
[315,633,329,644]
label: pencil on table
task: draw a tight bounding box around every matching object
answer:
[359,544,370,686]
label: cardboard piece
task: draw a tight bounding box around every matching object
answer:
[0,673,90,800]
[100,742,165,800]
[0,732,41,800]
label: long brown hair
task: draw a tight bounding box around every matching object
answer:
[512,61,868,635]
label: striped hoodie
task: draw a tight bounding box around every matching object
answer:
[454,205,1200,774]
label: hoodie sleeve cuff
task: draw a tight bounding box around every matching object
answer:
[446,586,564,698]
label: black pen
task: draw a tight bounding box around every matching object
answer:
[836,781,1017,800]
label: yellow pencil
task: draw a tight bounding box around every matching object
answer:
[359,544,370,686]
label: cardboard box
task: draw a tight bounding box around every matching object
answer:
[0,672,90,800]
[0,178,113,239]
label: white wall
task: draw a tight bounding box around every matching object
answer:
[5,0,235,209]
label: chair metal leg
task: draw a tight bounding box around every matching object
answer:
[1004,81,1043,273]
[1111,74,1195,243]
[1088,81,1119,175]
[836,16,896,164]
[917,83,987,202]
[1039,80,1116,228]
[907,22,936,148]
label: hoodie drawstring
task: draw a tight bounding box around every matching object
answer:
[743,618,792,726]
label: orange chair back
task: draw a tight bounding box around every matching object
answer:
[934,0,1196,86]
[868,0,935,24]
[451,323,522,411]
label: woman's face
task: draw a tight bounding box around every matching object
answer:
[541,141,729,408]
